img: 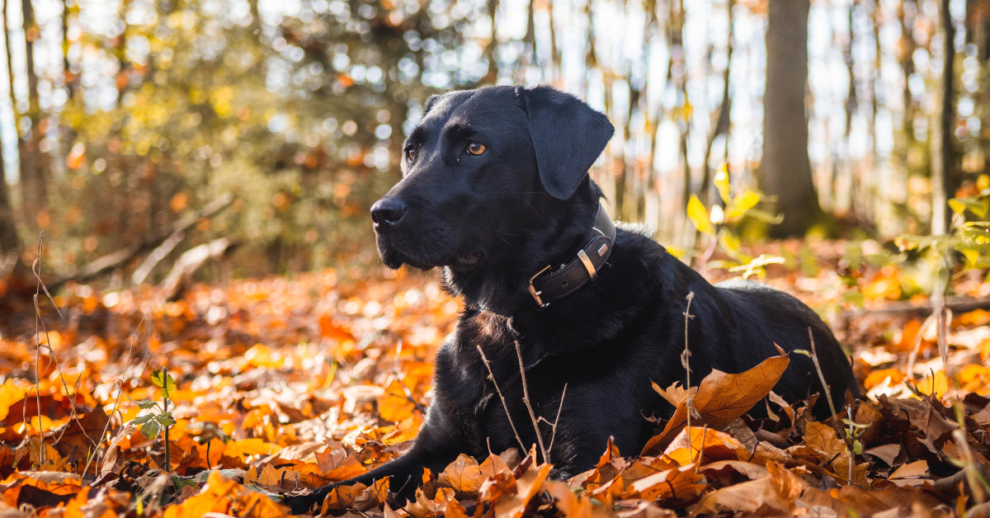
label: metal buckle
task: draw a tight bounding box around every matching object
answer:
[528,264,551,306]
[577,250,597,280]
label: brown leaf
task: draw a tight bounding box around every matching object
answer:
[798,484,949,518]
[625,465,706,504]
[865,443,902,467]
[437,453,487,498]
[652,381,697,408]
[700,460,770,482]
[492,462,550,518]
[642,349,790,455]
[888,460,929,487]
[663,427,744,467]
[690,461,806,517]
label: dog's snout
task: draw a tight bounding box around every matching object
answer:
[371,198,407,231]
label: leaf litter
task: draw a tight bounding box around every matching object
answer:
[0,247,989,517]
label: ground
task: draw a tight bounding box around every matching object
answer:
[0,240,988,517]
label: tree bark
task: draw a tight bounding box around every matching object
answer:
[18,0,47,224]
[931,0,957,235]
[0,147,19,259]
[760,0,823,237]
[483,0,499,82]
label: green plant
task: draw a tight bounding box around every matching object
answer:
[687,165,783,279]
[130,368,177,473]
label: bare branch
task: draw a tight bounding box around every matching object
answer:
[476,345,527,453]
[514,340,549,464]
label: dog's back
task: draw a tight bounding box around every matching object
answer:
[714,278,859,415]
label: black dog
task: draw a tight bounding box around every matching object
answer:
[286,85,857,513]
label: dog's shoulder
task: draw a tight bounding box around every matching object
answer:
[715,279,810,312]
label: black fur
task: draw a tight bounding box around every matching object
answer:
[285,85,858,513]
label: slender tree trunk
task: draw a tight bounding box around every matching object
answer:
[18,0,46,225]
[0,150,19,259]
[760,0,823,237]
[521,0,535,82]
[62,0,73,99]
[547,0,560,84]
[840,2,857,216]
[484,0,499,82]
[932,0,957,235]
[700,0,734,205]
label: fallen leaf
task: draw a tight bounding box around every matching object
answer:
[643,348,790,455]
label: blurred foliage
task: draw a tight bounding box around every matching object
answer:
[10,0,490,280]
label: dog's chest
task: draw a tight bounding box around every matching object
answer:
[432,314,533,453]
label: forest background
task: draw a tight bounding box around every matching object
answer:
[3,0,990,516]
[0,0,977,286]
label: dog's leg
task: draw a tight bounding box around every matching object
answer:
[285,396,470,514]
[284,451,425,514]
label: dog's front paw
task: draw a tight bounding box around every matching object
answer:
[283,485,334,515]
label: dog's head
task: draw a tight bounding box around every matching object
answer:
[371,85,614,285]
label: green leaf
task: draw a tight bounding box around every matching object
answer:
[719,230,741,255]
[743,208,783,224]
[141,420,161,440]
[714,164,731,205]
[894,234,933,251]
[151,369,176,399]
[155,414,176,428]
[800,245,819,277]
[842,419,870,429]
[949,197,989,218]
[725,190,761,221]
[853,440,863,455]
[687,195,714,236]
[137,400,157,410]
[792,349,811,357]
[132,414,154,425]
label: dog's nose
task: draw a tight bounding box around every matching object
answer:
[371,198,407,231]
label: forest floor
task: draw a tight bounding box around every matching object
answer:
[1,239,989,517]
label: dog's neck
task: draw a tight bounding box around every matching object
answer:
[442,180,606,316]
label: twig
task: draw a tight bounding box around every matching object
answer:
[163,367,171,474]
[932,254,951,379]
[906,313,935,381]
[546,384,567,455]
[48,193,233,290]
[807,328,857,486]
[31,235,46,464]
[32,236,88,452]
[476,345,527,453]
[694,426,708,474]
[681,292,697,429]
[83,308,148,478]
[840,295,990,319]
[514,340,549,464]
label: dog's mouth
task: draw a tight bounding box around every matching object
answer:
[453,251,482,267]
[377,237,485,272]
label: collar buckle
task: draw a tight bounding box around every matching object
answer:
[528,264,552,307]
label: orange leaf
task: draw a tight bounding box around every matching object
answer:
[642,347,790,455]
[437,453,487,498]
[492,462,551,518]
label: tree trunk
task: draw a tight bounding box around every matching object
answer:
[484,0,498,82]
[18,0,47,225]
[0,149,19,259]
[760,0,823,237]
[931,0,957,235]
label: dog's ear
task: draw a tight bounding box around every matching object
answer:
[522,86,614,200]
[423,94,442,116]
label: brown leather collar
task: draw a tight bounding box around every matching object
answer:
[527,204,616,307]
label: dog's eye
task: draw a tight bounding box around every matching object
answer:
[406,149,416,161]
[467,142,486,156]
